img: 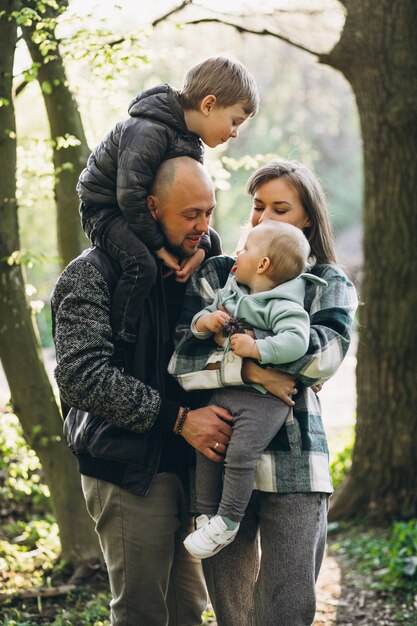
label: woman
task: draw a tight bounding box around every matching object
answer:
[170,159,358,626]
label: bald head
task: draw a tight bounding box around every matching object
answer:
[148,157,216,258]
[151,157,212,206]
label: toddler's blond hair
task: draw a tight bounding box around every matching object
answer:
[251,221,310,285]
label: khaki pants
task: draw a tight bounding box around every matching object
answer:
[82,473,207,626]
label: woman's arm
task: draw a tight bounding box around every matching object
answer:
[274,266,358,386]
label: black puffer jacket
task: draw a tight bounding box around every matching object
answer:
[77,84,204,251]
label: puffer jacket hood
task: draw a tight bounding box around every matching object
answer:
[128,84,188,134]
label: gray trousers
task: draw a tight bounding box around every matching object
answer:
[203,491,328,626]
[196,387,290,521]
[81,473,207,626]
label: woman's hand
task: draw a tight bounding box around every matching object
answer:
[241,360,298,406]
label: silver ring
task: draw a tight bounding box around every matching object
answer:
[214,442,221,450]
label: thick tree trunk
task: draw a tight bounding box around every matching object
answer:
[0,4,100,567]
[326,0,417,520]
[22,5,90,269]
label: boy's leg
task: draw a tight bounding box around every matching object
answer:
[254,491,328,626]
[216,389,289,522]
[81,473,207,626]
[86,214,157,342]
[194,450,224,515]
[104,217,157,343]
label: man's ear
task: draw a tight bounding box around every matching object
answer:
[147,195,159,220]
[257,256,271,274]
[200,94,217,116]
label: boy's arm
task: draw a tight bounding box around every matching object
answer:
[116,124,170,251]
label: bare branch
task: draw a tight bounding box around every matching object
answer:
[152,0,194,27]
[14,79,26,97]
[185,18,321,57]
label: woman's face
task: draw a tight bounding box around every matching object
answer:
[249,178,311,231]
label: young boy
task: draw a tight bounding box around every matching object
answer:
[77,56,259,343]
[181,221,326,559]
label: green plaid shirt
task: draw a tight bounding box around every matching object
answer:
[169,255,358,494]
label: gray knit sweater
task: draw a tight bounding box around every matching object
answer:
[52,257,162,433]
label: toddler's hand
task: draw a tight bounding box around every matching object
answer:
[206,310,230,333]
[175,249,205,283]
[213,330,226,347]
[156,247,180,271]
[230,333,261,360]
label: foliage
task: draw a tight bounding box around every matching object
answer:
[328,520,417,603]
[329,427,354,489]
[0,412,51,512]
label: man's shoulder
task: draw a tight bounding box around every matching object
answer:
[53,248,120,301]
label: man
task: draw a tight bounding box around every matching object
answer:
[52,157,234,626]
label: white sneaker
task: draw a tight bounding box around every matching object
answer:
[184,515,240,559]
[195,514,210,529]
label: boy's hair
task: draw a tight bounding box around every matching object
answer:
[179,56,259,115]
[251,221,310,285]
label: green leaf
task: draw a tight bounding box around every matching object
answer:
[41,80,52,94]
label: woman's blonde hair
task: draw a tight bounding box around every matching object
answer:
[247,159,337,265]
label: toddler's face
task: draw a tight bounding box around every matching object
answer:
[234,230,263,287]
[201,102,249,148]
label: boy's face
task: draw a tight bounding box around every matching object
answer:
[200,102,249,148]
[234,229,264,287]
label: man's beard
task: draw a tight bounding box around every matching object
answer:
[166,241,197,259]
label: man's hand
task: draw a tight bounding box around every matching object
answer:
[230,333,261,360]
[175,249,206,283]
[180,405,233,462]
[241,360,298,406]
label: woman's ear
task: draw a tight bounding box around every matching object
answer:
[257,256,271,274]
[200,94,217,116]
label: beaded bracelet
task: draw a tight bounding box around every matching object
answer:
[175,406,190,436]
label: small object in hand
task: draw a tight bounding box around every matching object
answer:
[223,316,250,337]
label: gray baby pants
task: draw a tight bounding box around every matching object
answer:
[196,386,290,522]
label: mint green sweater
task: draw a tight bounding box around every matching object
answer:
[192,272,326,366]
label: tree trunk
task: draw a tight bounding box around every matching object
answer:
[326,0,417,520]
[22,4,90,269]
[0,3,100,567]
